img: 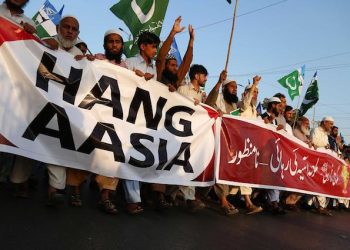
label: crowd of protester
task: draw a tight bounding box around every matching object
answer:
[1,0,350,217]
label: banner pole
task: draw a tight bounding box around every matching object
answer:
[224,0,239,71]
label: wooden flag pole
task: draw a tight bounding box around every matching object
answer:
[224,0,239,71]
[292,85,304,129]
[292,67,306,129]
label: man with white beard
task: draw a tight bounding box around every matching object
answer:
[8,15,86,204]
[45,16,84,206]
[293,116,313,147]
[310,116,335,216]
[230,76,264,214]
[283,116,313,209]
[46,15,84,57]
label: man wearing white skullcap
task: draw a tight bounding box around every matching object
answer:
[238,75,261,119]
[261,97,281,125]
[203,70,240,215]
[312,116,334,149]
[95,29,127,68]
[75,39,88,55]
[309,115,335,216]
[43,15,93,61]
[206,70,239,115]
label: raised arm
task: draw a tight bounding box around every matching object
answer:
[242,75,261,110]
[176,25,194,85]
[205,70,227,107]
[156,16,185,81]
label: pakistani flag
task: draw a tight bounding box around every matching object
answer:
[230,109,240,116]
[278,65,305,101]
[299,71,319,116]
[227,0,232,3]
[110,0,169,57]
[32,0,64,39]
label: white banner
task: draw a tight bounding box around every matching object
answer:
[0,18,216,186]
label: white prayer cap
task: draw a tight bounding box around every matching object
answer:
[222,79,236,87]
[268,97,281,103]
[322,116,334,122]
[104,29,123,38]
[60,15,79,23]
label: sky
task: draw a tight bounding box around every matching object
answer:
[24,0,350,142]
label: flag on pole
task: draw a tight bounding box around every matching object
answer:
[110,0,169,57]
[32,0,64,39]
[256,102,263,115]
[298,71,319,116]
[277,65,305,101]
[169,38,182,65]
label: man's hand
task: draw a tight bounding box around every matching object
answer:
[253,75,261,84]
[217,109,224,117]
[86,54,95,61]
[336,136,342,145]
[172,16,185,34]
[194,98,200,105]
[21,22,36,34]
[144,73,154,81]
[134,69,145,77]
[167,84,177,92]
[276,124,284,131]
[188,24,194,40]
[218,70,227,84]
[74,55,85,61]
[43,38,59,50]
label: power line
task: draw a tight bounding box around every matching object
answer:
[194,0,288,31]
[252,51,350,74]
[207,61,350,78]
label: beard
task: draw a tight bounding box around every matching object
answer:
[105,49,123,64]
[57,33,77,50]
[5,0,27,11]
[301,126,310,136]
[272,107,279,116]
[161,68,178,85]
[223,87,238,104]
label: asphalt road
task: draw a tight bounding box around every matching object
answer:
[0,172,350,250]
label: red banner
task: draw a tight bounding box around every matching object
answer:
[217,116,350,199]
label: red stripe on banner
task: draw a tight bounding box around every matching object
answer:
[0,17,40,47]
[192,109,216,182]
[202,105,220,119]
[219,117,350,198]
[192,152,215,182]
[0,133,17,147]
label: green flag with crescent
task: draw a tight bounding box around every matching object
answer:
[299,71,319,116]
[277,66,304,101]
[110,0,169,57]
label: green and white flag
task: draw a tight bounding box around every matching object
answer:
[230,109,240,116]
[32,0,64,39]
[110,0,169,57]
[278,65,305,101]
[299,71,319,116]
